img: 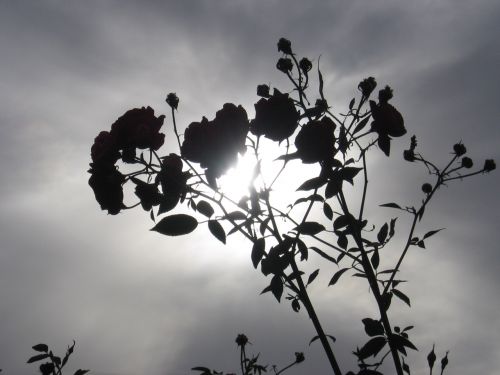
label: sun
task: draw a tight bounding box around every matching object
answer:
[218,152,258,199]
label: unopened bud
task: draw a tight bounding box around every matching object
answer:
[422,183,432,194]
[453,142,466,156]
[483,159,496,172]
[358,77,377,97]
[277,38,293,55]
[295,352,305,363]
[257,84,270,97]
[166,93,179,109]
[378,86,393,103]
[276,58,293,73]
[403,149,415,162]
[299,58,313,74]
[461,157,473,169]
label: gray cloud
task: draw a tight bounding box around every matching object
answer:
[0,1,499,374]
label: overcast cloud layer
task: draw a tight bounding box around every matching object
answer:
[0,1,499,374]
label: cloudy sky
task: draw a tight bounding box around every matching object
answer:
[1,1,499,374]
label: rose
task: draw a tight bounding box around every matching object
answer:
[110,106,165,158]
[156,153,189,213]
[295,116,336,163]
[91,131,120,165]
[181,103,249,186]
[250,89,299,142]
[88,164,125,215]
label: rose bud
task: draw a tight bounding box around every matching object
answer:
[453,142,466,156]
[276,57,293,73]
[483,159,496,172]
[378,86,394,103]
[461,157,473,168]
[422,183,432,194]
[277,37,293,55]
[235,334,249,347]
[295,352,305,363]
[403,149,415,162]
[299,57,313,74]
[166,93,179,109]
[358,77,377,98]
[256,84,270,98]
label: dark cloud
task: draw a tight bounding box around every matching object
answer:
[0,1,499,374]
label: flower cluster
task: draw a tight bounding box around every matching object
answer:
[89,106,166,214]
[181,103,249,187]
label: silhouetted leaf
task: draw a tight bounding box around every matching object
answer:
[291,299,300,312]
[349,97,355,110]
[380,202,402,209]
[362,318,384,337]
[381,292,392,311]
[197,200,214,218]
[191,367,211,373]
[295,222,325,235]
[251,238,266,269]
[74,371,90,375]
[423,228,444,239]
[27,354,49,363]
[337,233,348,249]
[341,167,362,184]
[325,178,342,198]
[297,238,308,260]
[32,344,48,353]
[417,240,426,249]
[307,269,320,286]
[151,214,198,236]
[223,211,247,221]
[297,177,327,191]
[318,64,325,100]
[353,116,370,134]
[328,268,349,286]
[309,334,336,346]
[371,247,380,270]
[260,217,270,236]
[358,336,387,360]
[208,220,226,244]
[377,223,388,243]
[389,217,397,237]
[392,288,411,307]
[270,275,283,302]
[61,341,75,367]
[293,194,324,206]
[378,134,391,156]
[150,208,155,222]
[333,215,350,230]
[323,202,333,220]
[390,333,417,352]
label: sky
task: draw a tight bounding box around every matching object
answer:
[0,0,499,374]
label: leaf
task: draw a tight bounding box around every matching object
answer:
[32,344,48,353]
[353,116,370,134]
[191,367,212,373]
[270,275,283,302]
[362,318,385,337]
[297,177,327,191]
[196,200,214,218]
[337,233,348,249]
[325,178,342,198]
[293,194,324,206]
[251,238,266,269]
[380,202,402,209]
[309,334,336,346]
[151,214,198,236]
[423,228,444,239]
[389,333,418,352]
[349,97,355,110]
[417,240,426,249]
[223,211,247,221]
[27,354,49,363]
[318,62,325,100]
[307,269,320,286]
[371,247,380,270]
[328,268,349,286]
[208,220,226,244]
[392,288,411,307]
[341,167,362,184]
[333,215,350,230]
[291,299,300,312]
[377,223,388,243]
[259,217,270,236]
[389,217,397,237]
[378,134,391,156]
[358,336,387,360]
[295,222,325,235]
[74,371,90,375]
[296,238,308,261]
[323,202,333,220]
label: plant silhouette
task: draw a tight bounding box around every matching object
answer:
[88,38,496,375]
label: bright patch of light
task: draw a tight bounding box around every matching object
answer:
[218,152,257,199]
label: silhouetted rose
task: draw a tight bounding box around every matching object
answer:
[132,178,162,211]
[250,90,299,142]
[378,85,393,103]
[257,84,270,98]
[277,37,292,55]
[91,131,120,165]
[181,103,249,184]
[483,159,496,172]
[295,117,336,163]
[461,157,473,168]
[370,98,406,156]
[110,106,165,156]
[166,93,179,109]
[358,77,377,98]
[88,164,125,215]
[276,58,293,73]
[299,58,312,74]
